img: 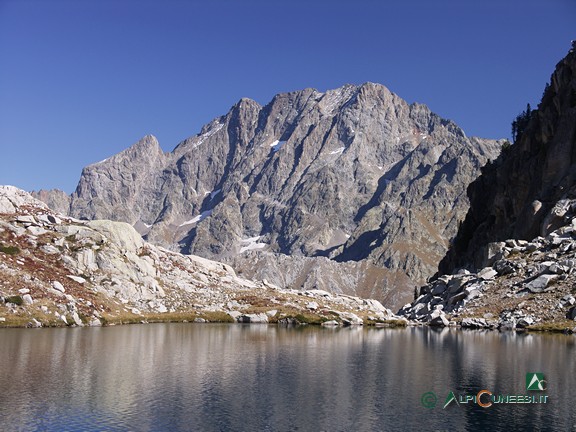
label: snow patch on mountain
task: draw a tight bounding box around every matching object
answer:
[239,236,267,253]
[270,140,287,152]
[179,210,213,226]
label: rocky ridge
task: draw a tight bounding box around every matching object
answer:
[399,199,576,330]
[34,83,502,309]
[440,43,576,273]
[0,186,401,328]
[400,43,576,331]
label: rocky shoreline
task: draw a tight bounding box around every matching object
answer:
[0,186,403,329]
[397,45,576,334]
[399,199,576,334]
[4,184,576,333]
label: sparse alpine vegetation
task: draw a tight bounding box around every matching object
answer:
[0,186,401,328]
[0,243,19,255]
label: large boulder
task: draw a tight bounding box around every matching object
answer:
[87,220,144,253]
[0,185,49,214]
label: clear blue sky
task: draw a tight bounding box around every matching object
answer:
[1,0,574,193]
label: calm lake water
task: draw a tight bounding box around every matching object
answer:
[0,324,574,431]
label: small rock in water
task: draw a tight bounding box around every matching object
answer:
[339,312,363,326]
[322,320,340,327]
[461,317,488,328]
[499,320,516,330]
[27,318,42,328]
[71,311,84,326]
[89,317,102,327]
[429,310,449,327]
[278,317,299,325]
[516,316,535,328]
[237,313,269,324]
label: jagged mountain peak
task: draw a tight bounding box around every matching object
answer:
[70,134,167,223]
[86,134,162,168]
[35,82,502,309]
[232,97,262,113]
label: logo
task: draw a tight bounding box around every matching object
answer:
[421,391,437,408]
[526,373,547,391]
[443,391,459,409]
[423,373,549,409]
[477,389,493,408]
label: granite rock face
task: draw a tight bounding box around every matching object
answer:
[30,189,70,215]
[35,83,502,309]
[2,186,50,213]
[440,44,576,273]
[399,44,576,329]
[227,251,415,309]
[1,186,399,327]
[399,199,576,329]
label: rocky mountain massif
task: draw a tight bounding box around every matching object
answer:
[0,186,400,328]
[35,83,502,309]
[400,44,576,330]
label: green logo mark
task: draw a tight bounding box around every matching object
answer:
[421,391,437,408]
[526,373,547,391]
[443,391,460,409]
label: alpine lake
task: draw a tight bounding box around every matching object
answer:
[1,324,574,431]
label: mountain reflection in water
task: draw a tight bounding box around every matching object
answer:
[0,324,574,431]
